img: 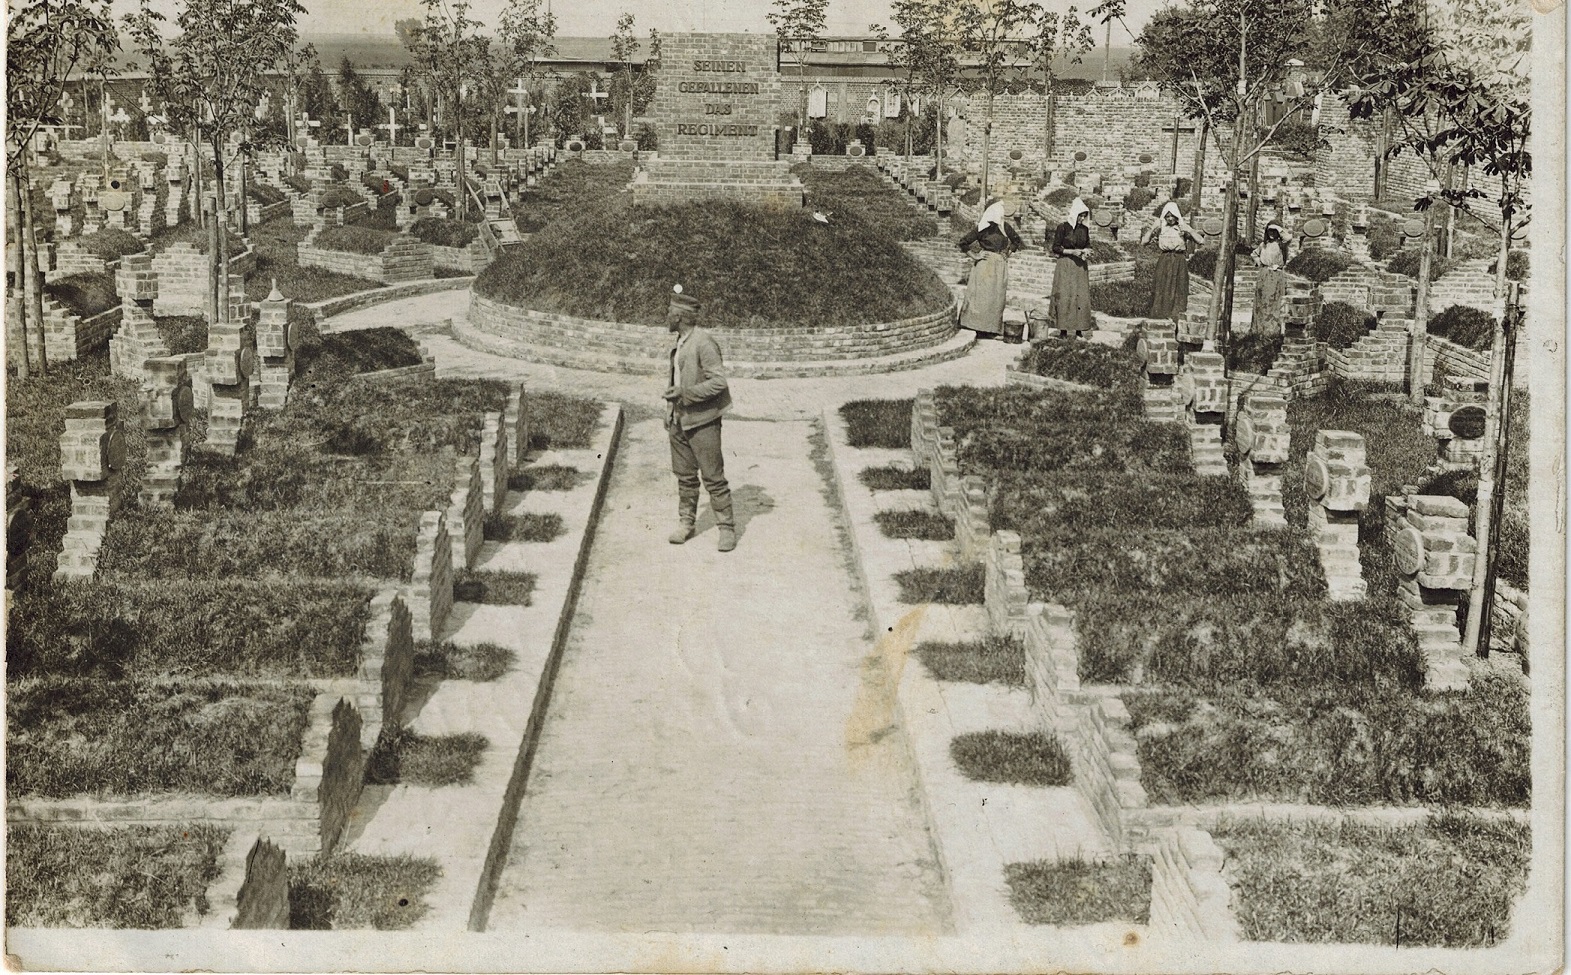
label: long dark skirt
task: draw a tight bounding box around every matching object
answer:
[1250,265,1287,335]
[960,251,1008,335]
[1052,257,1094,333]
[1149,251,1190,321]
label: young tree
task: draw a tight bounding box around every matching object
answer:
[337,57,383,136]
[6,0,119,378]
[497,0,557,150]
[406,0,489,218]
[1027,3,1097,162]
[608,14,661,144]
[885,0,962,176]
[954,0,1038,203]
[125,0,306,324]
[767,0,829,136]
[298,53,338,126]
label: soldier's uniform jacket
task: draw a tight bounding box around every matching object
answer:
[668,326,733,430]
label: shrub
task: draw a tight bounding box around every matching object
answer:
[1269,118,1323,160]
[950,730,1072,785]
[1227,333,1282,374]
[7,824,227,929]
[1286,246,1355,283]
[289,854,441,930]
[1366,214,1403,261]
[410,217,480,249]
[1311,301,1376,349]
[915,635,1025,686]
[314,225,397,255]
[894,563,985,604]
[839,398,913,449]
[1123,187,1155,213]
[1427,304,1498,351]
[874,509,954,540]
[1488,249,1530,281]
[1005,856,1151,926]
[1018,336,1142,391]
[1044,187,1078,206]
[43,270,119,318]
[1213,814,1529,947]
[1386,248,1458,281]
[7,678,314,798]
[155,315,208,356]
[247,182,287,206]
[329,162,349,181]
[79,227,146,261]
[6,579,373,679]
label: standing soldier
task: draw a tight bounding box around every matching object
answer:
[664,285,737,552]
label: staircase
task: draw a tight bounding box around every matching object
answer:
[1425,258,1501,316]
[1187,421,1228,477]
[1325,316,1411,384]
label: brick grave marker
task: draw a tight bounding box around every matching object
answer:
[630,33,804,207]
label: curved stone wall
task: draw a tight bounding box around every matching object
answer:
[466,292,958,374]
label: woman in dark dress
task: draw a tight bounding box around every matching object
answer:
[957,199,1025,340]
[1049,198,1094,339]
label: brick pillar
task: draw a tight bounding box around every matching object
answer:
[204,319,257,456]
[164,162,186,227]
[1305,430,1372,600]
[1177,350,1227,475]
[1136,323,1181,423]
[226,271,252,325]
[1393,495,1476,689]
[110,253,168,379]
[1347,205,1372,263]
[1422,377,1489,471]
[1234,393,1289,526]
[50,177,76,239]
[255,283,296,409]
[140,356,194,507]
[55,401,125,579]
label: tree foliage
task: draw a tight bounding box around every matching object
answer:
[337,58,383,134]
[7,0,119,176]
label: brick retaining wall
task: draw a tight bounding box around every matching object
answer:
[467,293,956,371]
[297,234,433,285]
[150,244,257,316]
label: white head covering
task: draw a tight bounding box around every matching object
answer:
[1067,198,1091,226]
[1264,220,1284,238]
[1160,200,1194,234]
[978,199,1007,232]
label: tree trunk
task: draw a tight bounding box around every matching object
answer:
[8,172,32,379]
[238,138,251,237]
[1441,160,1457,258]
[191,128,206,228]
[1462,228,1518,657]
[214,142,230,323]
[491,113,500,166]
[934,96,944,180]
[1190,118,1209,212]
[205,193,219,325]
[979,90,994,205]
[1408,207,1434,405]
[1043,81,1056,164]
[1372,105,1392,200]
[1209,121,1246,347]
[19,168,47,374]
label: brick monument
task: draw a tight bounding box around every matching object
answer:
[630,33,804,207]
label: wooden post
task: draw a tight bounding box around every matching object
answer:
[1409,211,1434,405]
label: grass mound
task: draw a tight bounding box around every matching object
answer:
[798,164,939,240]
[475,194,951,329]
[950,730,1072,786]
[874,509,953,540]
[8,824,227,929]
[1005,855,1151,925]
[288,853,441,930]
[44,271,119,318]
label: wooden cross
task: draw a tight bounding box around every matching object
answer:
[509,77,531,145]
[379,106,401,144]
[138,88,155,115]
[584,79,609,105]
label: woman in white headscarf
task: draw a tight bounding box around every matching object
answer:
[1250,222,1290,335]
[1140,200,1202,322]
[1048,198,1095,338]
[956,197,1024,339]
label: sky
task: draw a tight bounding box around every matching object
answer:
[106,0,1169,40]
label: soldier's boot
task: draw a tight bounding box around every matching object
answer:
[713,497,736,553]
[668,489,699,545]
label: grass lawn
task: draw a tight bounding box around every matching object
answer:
[484,512,565,543]
[513,160,635,235]
[950,730,1072,786]
[508,464,589,492]
[527,391,604,451]
[1213,814,1530,946]
[367,728,488,787]
[477,190,951,329]
[288,853,442,930]
[839,398,913,449]
[242,216,383,304]
[452,570,537,605]
[797,164,940,241]
[915,636,1026,687]
[874,509,954,541]
[7,824,228,929]
[413,640,515,682]
[1004,855,1152,926]
[154,315,209,356]
[858,464,930,492]
[7,678,313,798]
[894,563,985,605]
[1017,336,1144,392]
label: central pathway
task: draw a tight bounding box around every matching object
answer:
[485,416,951,935]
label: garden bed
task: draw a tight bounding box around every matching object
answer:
[838,398,914,449]
[1004,855,1152,926]
[914,636,1025,687]
[7,823,228,929]
[242,216,384,305]
[288,853,442,930]
[44,271,119,319]
[1213,813,1529,946]
[1016,336,1143,393]
[858,463,929,492]
[7,678,314,799]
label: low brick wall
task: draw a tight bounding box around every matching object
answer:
[1148,827,1241,942]
[1423,334,1491,384]
[354,590,415,748]
[478,412,509,516]
[448,454,485,572]
[43,301,119,362]
[151,244,257,316]
[984,530,1030,638]
[908,391,991,562]
[294,696,364,856]
[505,385,529,471]
[230,837,290,930]
[297,234,434,285]
[408,510,454,641]
[245,199,291,226]
[308,276,471,322]
[467,293,956,370]
[49,241,110,281]
[1066,693,1148,852]
[429,239,491,274]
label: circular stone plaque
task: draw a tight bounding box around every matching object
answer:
[414,189,435,207]
[1394,526,1426,576]
[357,133,373,147]
[173,386,195,423]
[1402,217,1426,238]
[1300,217,1328,238]
[238,347,257,379]
[1201,216,1224,237]
[1074,151,1088,162]
[1303,454,1329,500]
[1139,152,1153,164]
[105,430,127,473]
[1234,413,1257,457]
[1093,209,1113,227]
[1134,335,1150,365]
[1448,404,1488,440]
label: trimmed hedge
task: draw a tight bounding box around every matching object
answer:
[7,579,373,679]
[1017,336,1143,392]
[409,217,480,249]
[1427,304,1497,351]
[1386,248,1457,281]
[1081,592,1422,690]
[1488,249,1530,282]
[8,678,314,798]
[1286,247,1355,283]
[313,225,398,256]
[1311,301,1376,350]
